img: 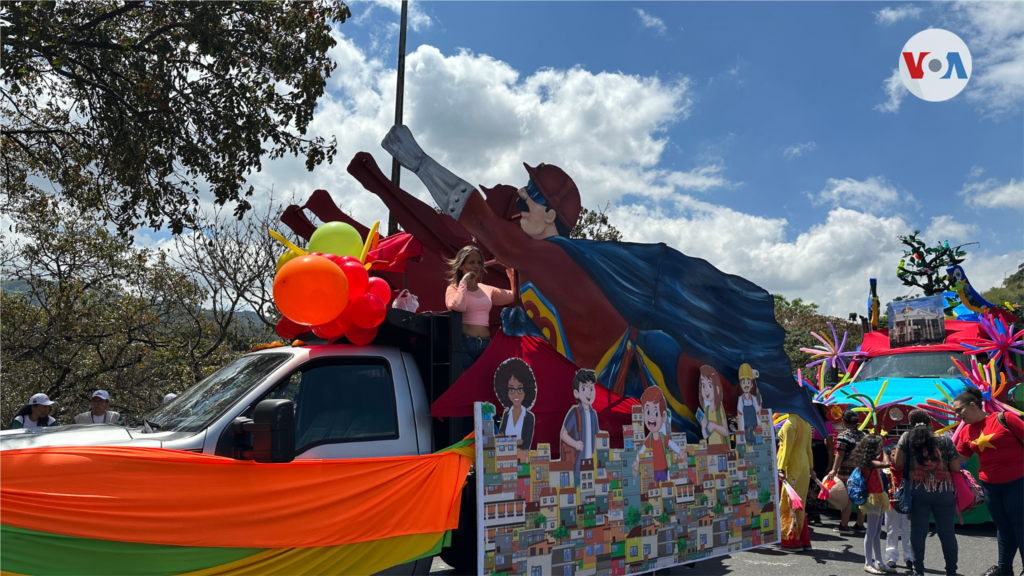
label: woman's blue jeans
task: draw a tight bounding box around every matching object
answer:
[461,335,490,370]
[982,476,1024,572]
[908,485,957,575]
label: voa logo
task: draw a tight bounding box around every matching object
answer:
[899,28,972,103]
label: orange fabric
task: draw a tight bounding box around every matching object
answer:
[0,446,470,549]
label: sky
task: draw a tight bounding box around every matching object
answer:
[155,1,1023,317]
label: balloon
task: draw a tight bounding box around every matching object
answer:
[366,277,392,306]
[337,255,361,264]
[340,260,369,298]
[276,251,299,272]
[273,255,350,326]
[309,222,363,259]
[346,324,378,345]
[312,310,351,340]
[349,293,387,329]
[276,316,309,340]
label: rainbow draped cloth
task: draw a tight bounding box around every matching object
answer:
[0,438,475,576]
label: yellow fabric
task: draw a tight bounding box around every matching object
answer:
[777,414,812,540]
[178,532,445,576]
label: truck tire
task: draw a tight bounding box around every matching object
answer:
[439,474,477,575]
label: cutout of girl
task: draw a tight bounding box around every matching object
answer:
[494,358,537,451]
[736,363,762,444]
[699,365,729,444]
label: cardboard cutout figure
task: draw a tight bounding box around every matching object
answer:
[494,358,537,451]
[698,366,729,445]
[631,386,685,482]
[559,369,600,486]
[737,363,763,444]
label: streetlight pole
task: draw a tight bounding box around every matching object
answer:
[387,0,409,237]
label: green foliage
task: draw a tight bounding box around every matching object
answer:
[481,402,496,417]
[625,506,642,529]
[895,231,967,296]
[552,524,570,542]
[643,502,654,515]
[773,294,863,375]
[570,203,623,242]
[981,261,1024,314]
[533,513,547,529]
[712,503,723,515]
[759,488,772,506]
[0,201,276,428]
[698,493,708,506]
[2,1,350,234]
[657,511,670,524]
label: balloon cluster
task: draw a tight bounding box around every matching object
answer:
[919,357,1024,441]
[799,323,865,391]
[839,379,912,434]
[960,313,1024,377]
[270,221,392,345]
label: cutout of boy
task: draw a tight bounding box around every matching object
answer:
[632,386,684,481]
[560,368,599,486]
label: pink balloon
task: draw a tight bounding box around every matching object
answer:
[366,277,392,306]
[340,260,369,298]
[349,293,387,329]
[346,324,378,345]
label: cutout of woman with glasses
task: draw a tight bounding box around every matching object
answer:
[495,357,537,451]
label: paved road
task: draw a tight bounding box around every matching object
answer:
[430,516,1005,576]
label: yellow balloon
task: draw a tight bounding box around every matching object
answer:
[276,251,299,272]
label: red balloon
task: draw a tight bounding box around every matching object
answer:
[338,255,361,264]
[312,310,351,340]
[366,277,392,306]
[340,260,369,298]
[346,324,378,345]
[349,293,387,328]
[276,316,309,340]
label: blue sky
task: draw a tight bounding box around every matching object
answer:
[159,1,1024,316]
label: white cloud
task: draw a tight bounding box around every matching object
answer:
[783,141,816,159]
[946,1,1024,117]
[811,176,903,212]
[960,178,1024,211]
[968,165,985,178]
[635,8,667,35]
[875,68,908,113]
[358,0,433,32]
[874,5,922,26]
[923,215,978,243]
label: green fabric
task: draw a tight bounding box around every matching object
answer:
[406,530,451,562]
[435,436,475,453]
[0,524,263,576]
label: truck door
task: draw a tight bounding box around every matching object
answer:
[261,356,417,459]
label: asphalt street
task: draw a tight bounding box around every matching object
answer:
[430,516,1005,576]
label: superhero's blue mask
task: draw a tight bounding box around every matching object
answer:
[516,179,548,213]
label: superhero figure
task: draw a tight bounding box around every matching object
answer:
[347,125,825,439]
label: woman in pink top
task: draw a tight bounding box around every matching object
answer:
[445,246,515,369]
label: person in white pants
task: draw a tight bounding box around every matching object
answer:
[885,509,914,569]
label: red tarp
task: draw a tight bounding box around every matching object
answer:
[431,330,639,457]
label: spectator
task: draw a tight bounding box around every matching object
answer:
[895,409,959,576]
[73,390,123,425]
[808,402,834,527]
[163,393,178,404]
[885,426,915,571]
[777,413,814,551]
[850,434,893,574]
[826,409,867,532]
[10,394,58,429]
[444,245,515,370]
[954,387,1024,576]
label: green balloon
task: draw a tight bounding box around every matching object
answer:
[308,222,363,259]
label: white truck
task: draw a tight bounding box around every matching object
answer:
[0,310,480,574]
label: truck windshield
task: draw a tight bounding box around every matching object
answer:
[143,353,291,433]
[853,351,968,381]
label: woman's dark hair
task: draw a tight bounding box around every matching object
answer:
[493,358,537,409]
[15,404,47,426]
[908,424,940,466]
[953,386,983,408]
[842,409,859,426]
[908,409,932,427]
[850,434,884,471]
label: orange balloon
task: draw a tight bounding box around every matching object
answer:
[273,255,349,326]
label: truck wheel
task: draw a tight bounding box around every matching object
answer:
[439,475,477,575]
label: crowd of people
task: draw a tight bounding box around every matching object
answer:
[8,389,176,428]
[776,396,1023,576]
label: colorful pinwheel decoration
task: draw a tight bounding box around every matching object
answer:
[841,380,912,435]
[915,380,962,435]
[924,357,1024,442]
[799,323,866,391]
[959,313,1024,378]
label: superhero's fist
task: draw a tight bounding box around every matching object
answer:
[382,125,425,173]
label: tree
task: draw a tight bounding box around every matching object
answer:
[982,261,1024,314]
[571,203,623,242]
[895,231,967,296]
[552,524,570,543]
[758,488,772,506]
[625,506,642,530]
[657,511,671,524]
[773,294,862,376]
[533,513,547,529]
[698,493,708,506]
[711,503,723,515]
[0,201,271,427]
[643,502,654,515]
[2,1,351,234]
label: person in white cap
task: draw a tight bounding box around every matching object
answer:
[74,390,123,425]
[163,393,177,404]
[10,394,58,428]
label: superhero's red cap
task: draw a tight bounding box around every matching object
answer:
[523,162,581,232]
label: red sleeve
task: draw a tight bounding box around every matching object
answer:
[1006,412,1024,443]
[459,193,546,269]
[956,427,975,458]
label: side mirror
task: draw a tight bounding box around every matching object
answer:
[230,399,295,463]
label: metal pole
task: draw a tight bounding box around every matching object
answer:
[387,0,409,237]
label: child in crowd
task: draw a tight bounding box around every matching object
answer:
[884,444,913,571]
[851,435,894,575]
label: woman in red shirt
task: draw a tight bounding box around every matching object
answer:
[953,387,1024,576]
